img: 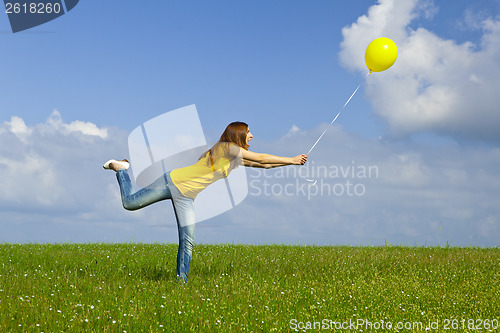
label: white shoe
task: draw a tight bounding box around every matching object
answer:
[103,159,130,170]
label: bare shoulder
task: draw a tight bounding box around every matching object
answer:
[213,142,244,159]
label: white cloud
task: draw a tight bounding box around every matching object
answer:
[229,124,500,246]
[2,110,109,140]
[281,124,306,140]
[2,116,32,143]
[0,113,498,246]
[45,110,109,139]
[380,153,430,187]
[0,111,186,243]
[1,114,98,207]
[6,116,31,135]
[339,0,500,141]
[0,151,61,206]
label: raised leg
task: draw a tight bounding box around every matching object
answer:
[116,169,172,210]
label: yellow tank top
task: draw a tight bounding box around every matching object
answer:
[170,142,240,199]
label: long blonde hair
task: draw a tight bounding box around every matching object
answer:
[199,122,249,166]
[217,121,249,150]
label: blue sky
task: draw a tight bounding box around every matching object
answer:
[1,0,499,246]
[0,0,377,139]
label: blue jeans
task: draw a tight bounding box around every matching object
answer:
[116,169,195,282]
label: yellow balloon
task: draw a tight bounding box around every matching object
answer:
[364,37,398,73]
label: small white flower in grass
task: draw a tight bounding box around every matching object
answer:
[178,311,182,314]
[112,320,116,324]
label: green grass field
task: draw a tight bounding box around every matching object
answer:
[0,243,498,332]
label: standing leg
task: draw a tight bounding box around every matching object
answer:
[116,169,172,210]
[170,196,196,283]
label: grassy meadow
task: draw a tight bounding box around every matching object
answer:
[0,243,499,332]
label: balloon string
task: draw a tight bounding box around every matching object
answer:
[306,72,370,156]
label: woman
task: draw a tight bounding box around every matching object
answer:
[104,122,307,282]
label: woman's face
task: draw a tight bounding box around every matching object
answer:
[246,128,253,145]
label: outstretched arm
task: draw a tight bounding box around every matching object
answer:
[242,160,288,169]
[240,148,307,169]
